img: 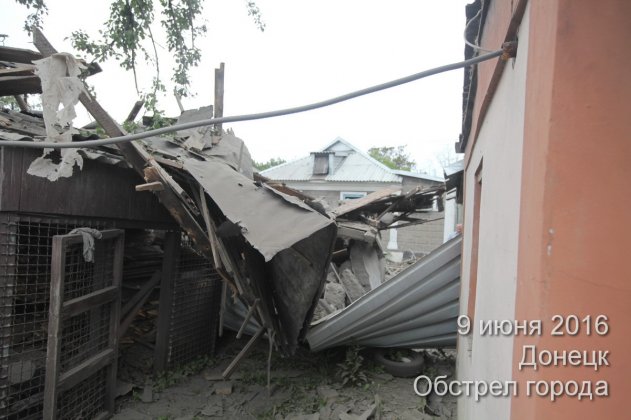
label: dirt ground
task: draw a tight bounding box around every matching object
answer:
[113,335,457,420]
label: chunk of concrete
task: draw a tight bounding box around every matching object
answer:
[201,394,224,417]
[316,385,339,401]
[141,386,153,403]
[350,242,385,290]
[339,268,366,302]
[323,282,346,310]
[214,381,233,396]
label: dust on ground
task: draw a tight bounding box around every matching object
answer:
[113,334,456,420]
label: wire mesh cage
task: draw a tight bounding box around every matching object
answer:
[56,367,107,420]
[0,214,107,420]
[167,245,222,368]
[0,214,222,417]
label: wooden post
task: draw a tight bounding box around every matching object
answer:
[43,236,66,420]
[222,326,264,379]
[213,62,225,143]
[33,28,213,258]
[44,230,124,419]
[0,219,16,408]
[13,95,28,112]
[106,232,124,414]
[154,231,180,372]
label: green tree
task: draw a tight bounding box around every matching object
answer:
[368,145,416,171]
[0,96,20,111]
[253,157,286,172]
[13,0,265,116]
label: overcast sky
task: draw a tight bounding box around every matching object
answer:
[3,0,471,175]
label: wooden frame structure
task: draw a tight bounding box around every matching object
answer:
[43,229,124,420]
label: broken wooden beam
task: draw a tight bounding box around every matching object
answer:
[222,326,264,379]
[33,28,212,259]
[119,271,161,340]
[125,100,144,123]
[236,298,259,339]
[135,181,164,192]
[212,62,224,143]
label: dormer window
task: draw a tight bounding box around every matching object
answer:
[313,153,329,175]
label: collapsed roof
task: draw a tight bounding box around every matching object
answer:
[0,30,337,356]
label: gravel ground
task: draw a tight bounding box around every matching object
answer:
[113,336,456,420]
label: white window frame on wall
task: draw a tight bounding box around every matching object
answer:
[340,191,368,200]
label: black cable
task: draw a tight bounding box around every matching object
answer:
[0,49,504,149]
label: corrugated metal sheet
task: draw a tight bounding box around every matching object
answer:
[393,169,445,183]
[326,152,401,182]
[306,236,461,350]
[260,155,313,181]
[443,160,464,177]
[261,139,402,183]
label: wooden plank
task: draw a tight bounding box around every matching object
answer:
[43,235,68,420]
[135,181,164,192]
[62,286,118,319]
[0,65,35,76]
[333,186,400,218]
[93,412,111,420]
[222,326,264,379]
[125,100,144,122]
[213,62,225,141]
[119,271,161,340]
[218,281,227,338]
[57,348,116,392]
[13,94,29,112]
[15,149,174,224]
[106,231,124,414]
[82,100,143,129]
[0,45,43,63]
[33,28,212,258]
[43,229,124,418]
[121,270,161,317]
[0,147,24,211]
[154,231,180,372]
[0,75,41,96]
[144,163,211,256]
[0,221,15,407]
[236,299,259,339]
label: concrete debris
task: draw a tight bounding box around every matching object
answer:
[213,381,233,396]
[141,386,153,403]
[323,282,346,311]
[350,242,385,290]
[200,395,224,417]
[313,299,335,320]
[339,268,366,302]
[115,380,135,398]
[316,385,339,401]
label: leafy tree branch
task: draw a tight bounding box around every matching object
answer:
[13,0,265,119]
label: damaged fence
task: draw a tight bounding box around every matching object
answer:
[166,243,222,368]
[0,213,224,418]
[42,229,123,419]
[0,215,108,419]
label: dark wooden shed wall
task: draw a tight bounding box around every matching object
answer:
[0,147,175,226]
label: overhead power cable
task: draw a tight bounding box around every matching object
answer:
[1,48,506,150]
